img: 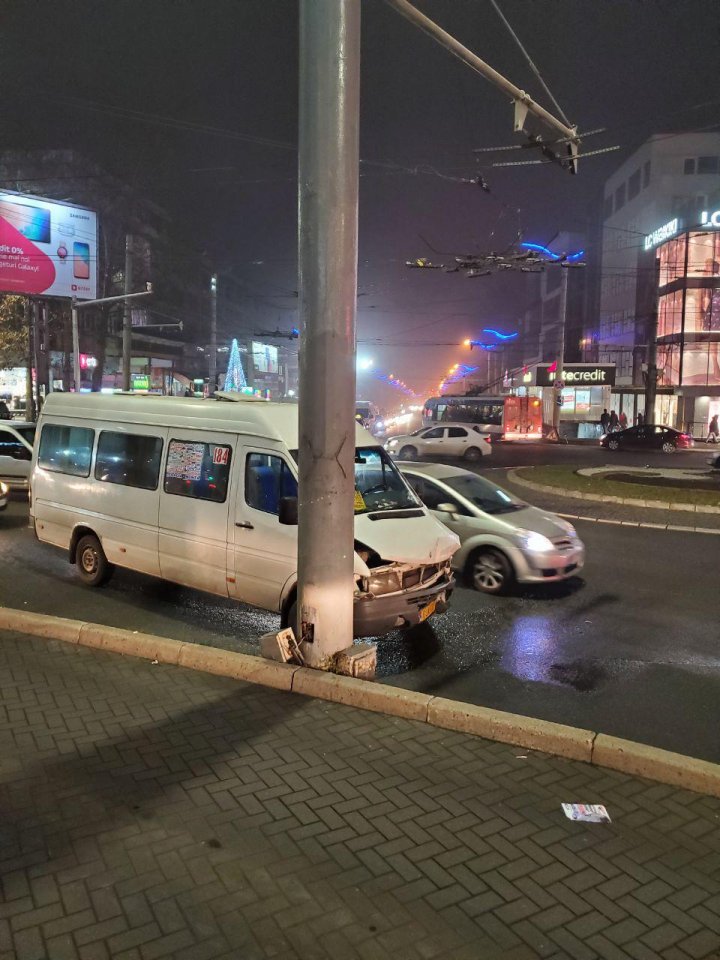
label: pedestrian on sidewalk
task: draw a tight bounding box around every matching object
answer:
[619,410,628,430]
[708,414,719,443]
[609,409,619,432]
[637,411,644,426]
[600,408,610,433]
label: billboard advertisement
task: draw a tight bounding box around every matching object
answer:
[0,190,98,300]
[251,341,278,374]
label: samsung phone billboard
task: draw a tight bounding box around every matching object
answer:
[0,190,98,300]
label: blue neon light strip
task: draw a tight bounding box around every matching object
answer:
[521,241,585,263]
[482,328,519,341]
[521,241,560,260]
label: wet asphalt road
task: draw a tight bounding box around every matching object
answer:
[2,442,719,763]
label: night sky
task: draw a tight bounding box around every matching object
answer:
[2,0,718,404]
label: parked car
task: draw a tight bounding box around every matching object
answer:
[385,423,492,461]
[600,424,693,453]
[0,421,36,489]
[0,481,8,512]
[400,461,584,594]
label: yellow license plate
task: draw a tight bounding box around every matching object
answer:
[419,600,437,622]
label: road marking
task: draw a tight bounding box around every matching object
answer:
[558,512,720,535]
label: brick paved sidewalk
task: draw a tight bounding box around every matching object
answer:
[1,631,720,960]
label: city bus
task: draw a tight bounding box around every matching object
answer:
[422,394,543,439]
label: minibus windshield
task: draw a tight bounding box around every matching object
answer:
[353,447,420,514]
[290,446,420,515]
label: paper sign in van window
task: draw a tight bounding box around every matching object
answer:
[354,489,366,512]
[166,441,204,481]
[212,446,229,466]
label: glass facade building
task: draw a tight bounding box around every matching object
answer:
[655,226,720,433]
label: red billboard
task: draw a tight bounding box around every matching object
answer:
[0,190,98,300]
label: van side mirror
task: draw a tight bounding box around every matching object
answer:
[437,502,458,517]
[279,496,298,525]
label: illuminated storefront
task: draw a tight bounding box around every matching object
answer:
[532,363,615,438]
[654,215,720,434]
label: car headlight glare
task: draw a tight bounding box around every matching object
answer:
[517,529,554,553]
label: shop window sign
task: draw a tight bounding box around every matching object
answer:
[575,390,591,413]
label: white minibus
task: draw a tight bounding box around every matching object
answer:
[30,392,459,637]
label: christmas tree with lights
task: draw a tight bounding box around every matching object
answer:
[223,338,247,391]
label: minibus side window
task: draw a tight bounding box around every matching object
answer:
[38,424,94,477]
[245,453,297,515]
[95,432,163,490]
[164,440,232,503]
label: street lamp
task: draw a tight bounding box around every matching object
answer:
[71,284,153,391]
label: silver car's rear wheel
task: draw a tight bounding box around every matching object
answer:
[470,548,512,595]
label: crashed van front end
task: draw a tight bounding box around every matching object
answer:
[352,513,459,637]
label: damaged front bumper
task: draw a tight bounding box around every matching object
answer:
[353,565,454,637]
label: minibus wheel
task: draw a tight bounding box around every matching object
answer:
[76,534,114,587]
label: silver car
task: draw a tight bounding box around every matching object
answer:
[0,421,35,490]
[400,462,585,594]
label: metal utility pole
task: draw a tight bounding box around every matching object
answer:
[24,299,36,420]
[209,274,218,394]
[297,0,361,667]
[70,299,81,392]
[549,267,569,439]
[74,287,153,392]
[122,234,134,392]
[644,257,661,424]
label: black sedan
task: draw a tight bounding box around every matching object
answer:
[600,424,694,453]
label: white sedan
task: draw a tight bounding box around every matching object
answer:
[385,423,492,461]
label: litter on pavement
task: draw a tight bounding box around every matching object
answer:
[562,803,611,823]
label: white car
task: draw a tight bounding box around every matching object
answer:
[401,462,585,594]
[0,421,35,489]
[385,423,492,461]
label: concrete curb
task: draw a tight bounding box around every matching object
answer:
[3,606,720,798]
[293,669,433,721]
[427,698,595,762]
[508,468,720,516]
